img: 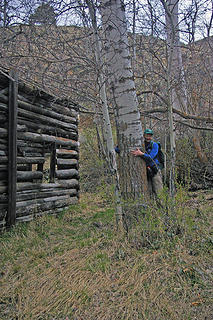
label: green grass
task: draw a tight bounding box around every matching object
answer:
[0,191,212,320]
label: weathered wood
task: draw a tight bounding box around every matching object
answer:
[0,165,7,171]
[17,171,43,182]
[16,179,79,192]
[0,127,7,138]
[18,118,78,140]
[57,165,78,171]
[0,204,6,213]
[16,106,78,131]
[17,98,78,124]
[0,150,7,156]
[57,164,78,170]
[0,138,7,144]
[17,93,29,102]
[17,157,45,164]
[50,102,78,118]
[16,206,69,222]
[19,153,44,158]
[17,125,27,132]
[57,156,78,170]
[0,194,7,202]
[7,70,18,227]
[16,197,78,217]
[17,165,30,171]
[16,195,78,215]
[16,195,70,208]
[0,114,7,122]
[56,150,79,159]
[0,102,7,112]
[0,93,78,132]
[57,159,78,166]
[0,125,28,137]
[0,72,79,228]
[17,131,79,149]
[17,140,44,148]
[16,215,33,223]
[35,206,70,218]
[0,87,8,95]
[0,203,7,209]
[0,144,7,150]
[16,91,78,119]
[16,188,77,201]
[2,93,76,127]
[0,186,7,193]
[0,218,6,229]
[18,147,44,155]
[16,187,78,195]
[49,179,79,188]
[56,169,79,179]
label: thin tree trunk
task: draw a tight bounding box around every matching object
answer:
[87,0,123,228]
[163,0,208,172]
[132,0,137,74]
[162,0,178,196]
[164,0,188,113]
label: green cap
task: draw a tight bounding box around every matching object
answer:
[144,128,153,135]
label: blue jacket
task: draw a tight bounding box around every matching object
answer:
[142,141,160,168]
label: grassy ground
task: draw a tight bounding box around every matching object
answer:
[0,189,212,320]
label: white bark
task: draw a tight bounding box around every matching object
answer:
[163,0,207,180]
[132,0,137,71]
[164,0,188,113]
[100,0,143,145]
[99,0,148,228]
[86,0,123,226]
[162,0,181,196]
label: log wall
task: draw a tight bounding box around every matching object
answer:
[0,71,79,229]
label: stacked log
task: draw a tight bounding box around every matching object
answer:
[0,72,79,229]
[0,85,9,229]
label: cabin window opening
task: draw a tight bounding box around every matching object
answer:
[30,143,56,183]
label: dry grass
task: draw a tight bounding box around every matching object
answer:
[0,190,212,320]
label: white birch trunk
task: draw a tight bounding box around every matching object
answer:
[100,0,142,142]
[164,0,207,185]
[86,0,123,227]
[164,0,188,113]
[132,0,137,73]
[99,0,149,229]
[162,0,184,196]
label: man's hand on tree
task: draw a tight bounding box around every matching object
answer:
[131,148,144,157]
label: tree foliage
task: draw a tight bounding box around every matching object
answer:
[29,2,57,25]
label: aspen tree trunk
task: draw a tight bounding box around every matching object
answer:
[164,0,188,113]
[148,0,155,127]
[163,127,167,185]
[188,54,208,164]
[162,0,180,196]
[167,74,176,197]
[164,0,207,181]
[132,0,137,73]
[100,0,149,230]
[86,0,123,228]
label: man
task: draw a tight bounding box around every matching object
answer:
[131,128,163,198]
